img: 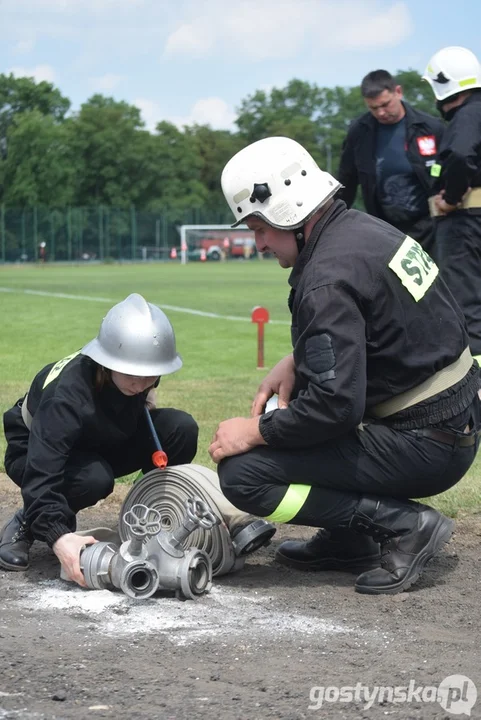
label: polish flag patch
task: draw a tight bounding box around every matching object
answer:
[417,135,437,156]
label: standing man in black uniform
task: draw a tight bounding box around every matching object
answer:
[209,136,480,596]
[423,46,481,365]
[337,70,444,254]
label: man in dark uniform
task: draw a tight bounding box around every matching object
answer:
[209,136,480,596]
[423,46,481,366]
[337,70,444,254]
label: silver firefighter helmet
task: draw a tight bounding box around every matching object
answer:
[81,293,182,376]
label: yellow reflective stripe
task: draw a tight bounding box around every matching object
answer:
[265,484,311,523]
[473,354,481,365]
[430,163,441,177]
[459,77,477,88]
[42,350,81,388]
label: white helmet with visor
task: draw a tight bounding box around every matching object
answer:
[221,137,341,230]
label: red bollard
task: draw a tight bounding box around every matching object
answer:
[251,306,270,369]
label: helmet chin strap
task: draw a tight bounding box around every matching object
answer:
[295,227,306,254]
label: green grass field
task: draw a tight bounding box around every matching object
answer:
[0,261,479,517]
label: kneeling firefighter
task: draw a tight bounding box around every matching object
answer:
[1,294,274,586]
[209,136,480,595]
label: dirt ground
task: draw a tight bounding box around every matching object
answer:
[0,473,480,720]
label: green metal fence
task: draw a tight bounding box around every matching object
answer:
[0,206,233,263]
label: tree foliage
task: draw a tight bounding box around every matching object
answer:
[0,70,440,213]
[0,74,70,159]
[1,110,76,206]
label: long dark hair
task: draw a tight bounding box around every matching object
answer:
[95,365,111,391]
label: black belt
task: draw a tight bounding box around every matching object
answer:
[417,428,479,448]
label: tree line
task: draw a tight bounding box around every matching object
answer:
[0,71,438,219]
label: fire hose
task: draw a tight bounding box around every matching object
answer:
[119,463,277,577]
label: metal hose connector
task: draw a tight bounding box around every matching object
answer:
[119,464,243,576]
[80,504,162,600]
[80,498,218,600]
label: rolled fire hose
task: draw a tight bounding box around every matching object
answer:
[119,463,276,577]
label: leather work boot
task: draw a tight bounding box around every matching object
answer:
[0,510,34,571]
[350,497,455,595]
[275,528,381,572]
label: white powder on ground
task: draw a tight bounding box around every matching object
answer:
[15,580,353,646]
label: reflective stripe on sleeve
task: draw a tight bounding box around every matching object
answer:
[43,350,81,388]
[265,484,311,523]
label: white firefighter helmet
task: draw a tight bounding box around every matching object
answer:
[423,46,481,102]
[81,293,182,376]
[221,137,341,230]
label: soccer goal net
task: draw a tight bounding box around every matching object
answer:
[177,225,257,264]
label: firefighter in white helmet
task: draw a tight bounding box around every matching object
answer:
[209,136,480,595]
[423,46,481,364]
[0,294,198,583]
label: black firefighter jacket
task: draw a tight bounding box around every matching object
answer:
[431,92,481,208]
[337,102,445,220]
[258,201,478,449]
[3,353,149,545]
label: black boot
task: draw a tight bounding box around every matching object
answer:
[0,510,33,571]
[350,497,454,595]
[275,528,381,572]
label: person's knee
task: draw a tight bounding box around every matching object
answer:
[3,453,26,490]
[218,455,255,512]
[177,412,199,462]
[65,456,115,512]
[153,411,199,465]
[93,460,116,500]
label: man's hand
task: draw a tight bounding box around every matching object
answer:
[53,533,98,587]
[432,187,472,216]
[251,353,296,416]
[433,193,459,215]
[209,416,266,464]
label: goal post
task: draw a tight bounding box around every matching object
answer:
[178,224,256,265]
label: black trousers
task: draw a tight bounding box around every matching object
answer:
[433,212,481,358]
[218,401,479,530]
[6,408,198,514]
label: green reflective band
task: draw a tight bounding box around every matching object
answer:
[459,77,477,88]
[266,484,311,523]
[430,163,441,177]
[473,355,481,365]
